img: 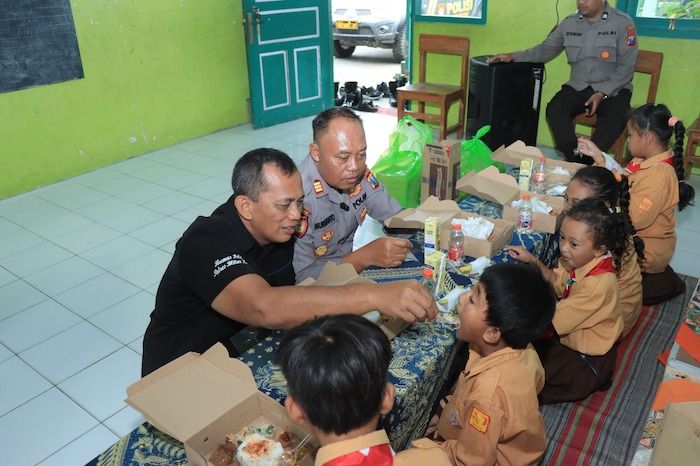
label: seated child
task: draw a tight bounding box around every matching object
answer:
[433,263,556,465]
[276,314,452,466]
[507,199,625,403]
[577,103,695,304]
[563,166,643,337]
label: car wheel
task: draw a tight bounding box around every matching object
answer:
[392,24,407,62]
[333,40,355,58]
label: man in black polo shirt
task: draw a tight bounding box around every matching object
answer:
[142,148,436,376]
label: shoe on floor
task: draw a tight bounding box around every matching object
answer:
[361,86,382,100]
[354,101,378,113]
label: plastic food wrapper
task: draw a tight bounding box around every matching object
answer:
[510,197,553,214]
[551,166,570,175]
[468,256,492,276]
[373,116,433,208]
[602,152,624,173]
[451,217,494,240]
[546,184,567,196]
[437,286,468,313]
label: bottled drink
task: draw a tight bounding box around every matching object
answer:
[421,267,435,296]
[518,194,533,232]
[448,223,464,262]
[533,156,547,194]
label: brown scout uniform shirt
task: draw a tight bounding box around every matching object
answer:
[626,151,679,273]
[436,346,546,466]
[552,256,623,355]
[618,243,642,337]
[314,430,452,466]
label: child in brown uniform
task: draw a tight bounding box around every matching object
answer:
[563,166,643,337]
[276,314,452,466]
[432,263,556,465]
[577,104,695,303]
[507,199,627,403]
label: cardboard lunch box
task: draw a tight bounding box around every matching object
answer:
[491,140,585,185]
[298,262,410,339]
[456,166,565,234]
[440,211,515,259]
[421,140,462,202]
[126,343,317,466]
[384,196,462,230]
[650,401,700,465]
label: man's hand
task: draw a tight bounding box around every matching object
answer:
[371,280,438,323]
[487,53,513,64]
[584,92,606,116]
[346,237,412,271]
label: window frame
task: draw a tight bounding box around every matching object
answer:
[413,0,488,25]
[617,0,699,39]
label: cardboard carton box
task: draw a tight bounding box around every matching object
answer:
[440,211,515,259]
[126,343,317,466]
[650,401,700,465]
[491,140,585,185]
[457,166,565,234]
[298,262,410,339]
[421,140,462,202]
[384,196,462,230]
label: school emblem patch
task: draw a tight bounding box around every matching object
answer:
[366,170,380,189]
[600,50,610,60]
[322,228,334,241]
[359,206,369,222]
[626,25,637,46]
[313,180,325,195]
[639,197,653,212]
[349,183,363,198]
[468,406,490,433]
[314,244,328,256]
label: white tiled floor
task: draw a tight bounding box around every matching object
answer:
[1,112,698,465]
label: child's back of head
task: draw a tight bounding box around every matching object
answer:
[276,314,391,436]
[479,263,556,349]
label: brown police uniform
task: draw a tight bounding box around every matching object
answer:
[293,155,402,282]
[436,346,546,466]
[618,243,642,337]
[314,430,452,466]
[536,255,623,403]
[512,3,638,161]
[626,151,679,274]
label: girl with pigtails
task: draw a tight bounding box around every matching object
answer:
[577,103,695,304]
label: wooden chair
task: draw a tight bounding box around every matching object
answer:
[684,115,700,179]
[397,34,470,141]
[574,50,663,162]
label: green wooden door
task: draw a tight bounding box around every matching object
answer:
[243,0,332,128]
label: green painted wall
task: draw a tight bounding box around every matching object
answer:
[0,0,250,199]
[413,0,700,148]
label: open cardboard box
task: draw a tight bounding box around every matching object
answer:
[126,343,317,466]
[457,166,565,234]
[440,211,515,259]
[299,262,410,339]
[384,196,462,230]
[650,401,700,465]
[491,140,585,185]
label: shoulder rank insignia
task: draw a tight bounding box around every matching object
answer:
[348,183,363,198]
[294,208,311,238]
[468,406,490,433]
[321,228,334,241]
[359,206,368,222]
[313,180,325,195]
[314,244,328,256]
[366,170,379,190]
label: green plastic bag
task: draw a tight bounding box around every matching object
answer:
[373,116,434,208]
[460,125,503,177]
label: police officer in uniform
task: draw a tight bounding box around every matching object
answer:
[293,108,411,282]
[489,0,638,163]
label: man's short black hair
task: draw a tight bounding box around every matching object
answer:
[480,263,556,349]
[231,148,297,201]
[312,107,362,143]
[275,315,391,435]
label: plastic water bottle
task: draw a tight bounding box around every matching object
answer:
[533,156,547,194]
[421,267,435,296]
[518,194,533,232]
[448,223,464,262]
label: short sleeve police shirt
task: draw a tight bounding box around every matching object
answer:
[141,196,295,375]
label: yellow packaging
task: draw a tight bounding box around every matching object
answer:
[518,158,533,191]
[425,250,447,295]
[424,216,442,257]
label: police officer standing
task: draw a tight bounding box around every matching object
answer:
[489,0,638,163]
[293,108,411,282]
